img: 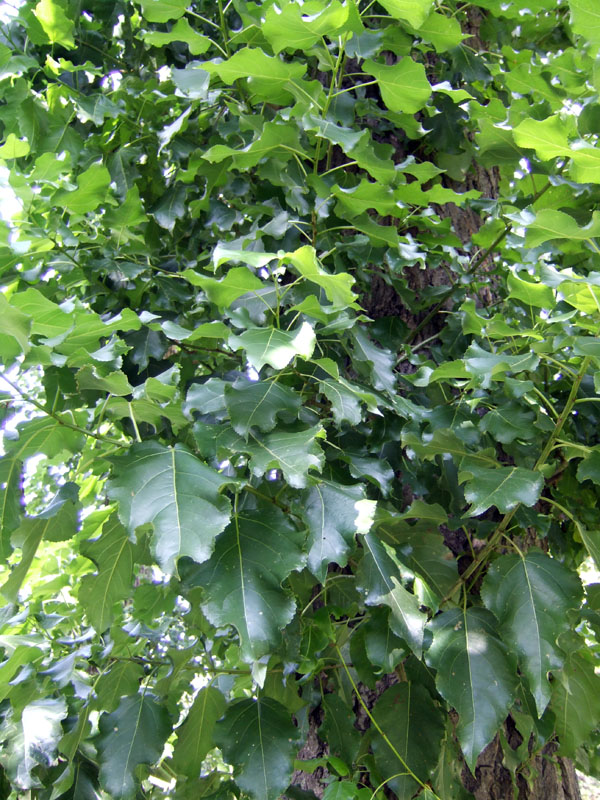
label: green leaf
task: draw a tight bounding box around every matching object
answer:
[229,323,316,371]
[301,481,365,581]
[215,698,302,800]
[357,533,426,657]
[426,608,518,769]
[416,12,465,51]
[107,442,232,575]
[0,697,67,790]
[377,518,458,606]
[576,448,600,483]
[371,683,445,800]
[1,483,78,602]
[262,1,354,54]
[285,247,357,309]
[183,507,305,660]
[34,0,74,47]
[481,551,582,715]
[319,695,360,769]
[97,694,171,799]
[172,687,226,778]
[464,343,540,383]
[137,0,188,22]
[95,661,144,713]
[480,401,536,444]
[0,134,30,159]
[11,288,73,340]
[53,163,113,215]
[202,48,306,104]
[203,122,307,170]
[525,209,600,247]
[320,380,363,426]
[0,293,31,363]
[224,379,301,437]
[507,270,555,308]
[183,266,263,308]
[551,651,600,756]
[460,465,543,516]
[79,514,137,632]
[0,457,23,559]
[220,426,325,489]
[140,18,211,54]
[378,0,434,27]
[363,58,431,113]
[76,366,133,396]
[569,0,600,45]
[513,116,574,160]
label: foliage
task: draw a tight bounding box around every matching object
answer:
[1,0,600,798]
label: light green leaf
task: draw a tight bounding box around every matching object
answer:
[0,457,23,560]
[229,322,316,371]
[576,448,600,484]
[53,163,113,215]
[1,483,78,602]
[352,328,396,394]
[34,0,74,47]
[426,608,518,769]
[171,65,210,99]
[363,58,431,113]
[302,481,365,581]
[569,0,600,45]
[460,465,543,516]
[525,209,600,247]
[202,48,306,104]
[137,0,188,22]
[552,651,600,756]
[76,366,133,397]
[378,0,434,27]
[183,507,306,660]
[416,11,465,51]
[0,293,31,363]
[215,698,302,800]
[464,342,539,384]
[285,246,357,308]
[172,687,226,778]
[482,551,582,715]
[224,378,301,437]
[513,116,574,160]
[97,694,171,799]
[183,266,263,307]
[140,18,211,54]
[107,442,232,575]
[11,288,73,340]
[357,533,426,657]
[507,270,555,308]
[371,683,445,800]
[263,0,353,54]
[320,379,363,426]
[0,134,30,159]
[79,514,137,632]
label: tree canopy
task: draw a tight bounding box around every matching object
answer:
[1,0,600,798]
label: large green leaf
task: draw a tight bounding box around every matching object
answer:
[371,683,445,800]
[137,0,188,22]
[96,694,171,799]
[107,442,232,575]
[184,266,263,308]
[301,480,365,581]
[363,58,431,114]
[525,209,600,246]
[229,323,316,371]
[0,293,31,363]
[285,247,357,309]
[78,514,137,632]
[459,465,543,516]
[224,379,301,437]
[426,608,518,769]
[171,687,226,779]
[482,551,582,715]
[357,533,426,657]
[215,698,302,800]
[569,0,600,45]
[551,651,600,756]
[34,0,74,47]
[262,0,355,54]
[202,48,306,104]
[53,163,113,215]
[378,0,434,27]
[182,507,306,660]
